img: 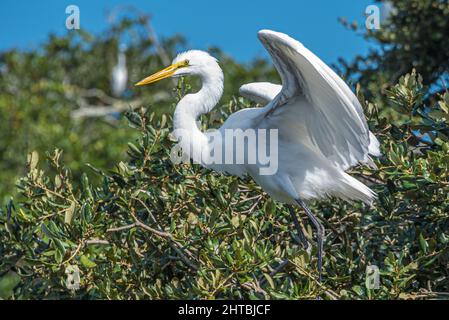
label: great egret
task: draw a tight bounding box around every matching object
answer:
[112,44,128,97]
[136,30,380,283]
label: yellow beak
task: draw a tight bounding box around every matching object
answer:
[135,61,187,86]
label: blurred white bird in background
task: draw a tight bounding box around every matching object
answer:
[136,30,381,283]
[111,44,128,97]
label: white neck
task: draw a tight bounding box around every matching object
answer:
[173,66,224,163]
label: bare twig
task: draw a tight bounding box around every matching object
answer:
[107,223,137,233]
[70,90,170,120]
[62,242,83,265]
[106,195,200,272]
[131,196,200,271]
[130,211,174,239]
[289,259,340,300]
[85,239,110,246]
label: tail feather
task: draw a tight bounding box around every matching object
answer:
[336,173,377,205]
[368,132,381,157]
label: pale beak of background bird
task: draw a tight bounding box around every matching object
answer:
[135,61,184,86]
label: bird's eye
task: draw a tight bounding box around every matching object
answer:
[182,59,190,67]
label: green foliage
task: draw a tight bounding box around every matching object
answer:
[1,71,448,299]
[339,0,449,103]
[0,16,275,201]
[0,19,151,199]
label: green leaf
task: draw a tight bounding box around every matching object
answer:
[53,238,66,258]
[81,173,93,200]
[80,255,97,268]
[352,285,364,296]
[419,234,429,254]
[64,201,76,225]
[231,216,240,228]
[41,223,55,239]
[439,100,449,114]
[264,200,276,216]
[0,271,21,299]
[27,151,39,171]
[128,143,142,158]
[262,274,275,290]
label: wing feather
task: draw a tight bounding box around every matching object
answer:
[256,30,372,169]
[239,82,281,105]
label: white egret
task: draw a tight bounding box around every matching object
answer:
[136,30,381,283]
[111,44,128,97]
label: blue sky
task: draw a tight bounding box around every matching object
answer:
[0,0,379,64]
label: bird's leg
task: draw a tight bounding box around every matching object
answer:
[296,198,325,283]
[287,205,309,250]
[259,205,310,286]
[258,206,298,285]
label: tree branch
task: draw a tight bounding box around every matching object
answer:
[106,199,200,272]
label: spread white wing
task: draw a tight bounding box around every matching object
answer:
[239,81,381,161]
[242,30,380,169]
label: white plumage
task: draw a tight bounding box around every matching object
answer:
[136,30,381,282]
